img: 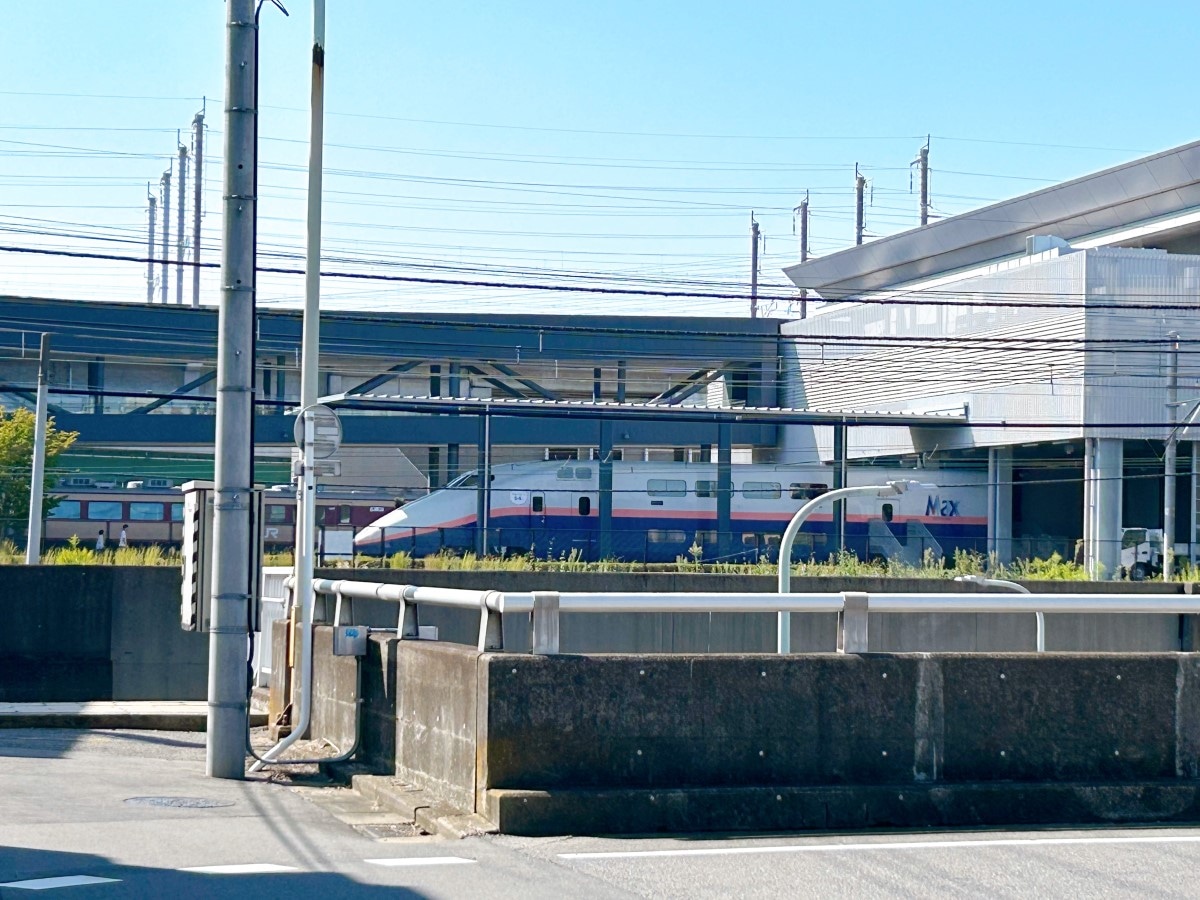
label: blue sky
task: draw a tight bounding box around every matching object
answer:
[1,1,1195,316]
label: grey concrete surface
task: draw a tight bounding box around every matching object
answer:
[4,728,1200,898]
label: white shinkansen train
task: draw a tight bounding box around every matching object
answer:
[355,460,989,564]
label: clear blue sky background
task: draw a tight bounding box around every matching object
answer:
[2,1,1195,316]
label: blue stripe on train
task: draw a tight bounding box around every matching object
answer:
[360,513,988,562]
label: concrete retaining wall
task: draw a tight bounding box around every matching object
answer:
[0,566,207,702]
[301,627,1200,835]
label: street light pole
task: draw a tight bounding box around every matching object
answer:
[776,481,934,653]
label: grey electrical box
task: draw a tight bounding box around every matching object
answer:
[180,480,265,633]
[333,625,368,656]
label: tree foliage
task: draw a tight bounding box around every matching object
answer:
[0,407,78,529]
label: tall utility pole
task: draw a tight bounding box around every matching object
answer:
[25,333,50,565]
[797,192,809,319]
[146,189,157,304]
[207,0,256,780]
[177,141,189,304]
[252,0,325,774]
[917,137,930,226]
[855,164,866,246]
[749,214,760,318]
[160,165,171,305]
[192,109,205,308]
[1165,331,1180,580]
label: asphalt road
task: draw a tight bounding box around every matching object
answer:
[2,729,1199,898]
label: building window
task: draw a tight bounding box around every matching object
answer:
[742,482,781,500]
[647,479,687,497]
[129,502,164,521]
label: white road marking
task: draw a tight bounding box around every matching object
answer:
[364,856,477,867]
[560,834,1200,860]
[179,863,299,874]
[0,875,120,890]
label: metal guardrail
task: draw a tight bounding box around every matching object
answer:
[309,576,1200,655]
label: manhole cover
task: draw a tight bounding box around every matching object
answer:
[124,796,235,809]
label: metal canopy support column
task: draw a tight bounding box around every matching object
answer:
[476,408,492,556]
[447,364,461,482]
[346,360,419,396]
[717,422,732,561]
[1094,438,1123,579]
[131,370,216,414]
[833,423,847,554]
[616,360,627,403]
[490,362,558,401]
[599,419,613,560]
[593,368,602,402]
[987,447,1013,563]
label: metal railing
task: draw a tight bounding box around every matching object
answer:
[309,576,1200,655]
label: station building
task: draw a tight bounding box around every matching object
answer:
[782,140,1200,576]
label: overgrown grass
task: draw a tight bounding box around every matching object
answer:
[33,534,182,566]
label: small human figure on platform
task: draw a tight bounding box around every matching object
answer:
[118,524,129,548]
[95,529,106,551]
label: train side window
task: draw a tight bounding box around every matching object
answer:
[532,496,544,513]
[267,505,287,524]
[574,466,592,480]
[578,497,591,516]
[648,529,687,543]
[339,505,352,524]
[790,482,827,500]
[742,533,759,546]
[694,530,717,544]
[695,480,717,498]
[170,503,183,522]
[647,479,687,497]
[882,503,894,523]
[87,501,122,520]
[742,481,781,500]
[49,500,81,519]
[557,467,574,480]
[129,502,164,521]
[317,505,332,523]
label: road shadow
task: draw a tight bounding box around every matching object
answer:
[0,846,426,898]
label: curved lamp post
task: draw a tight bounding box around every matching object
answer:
[954,574,1042,652]
[776,480,936,654]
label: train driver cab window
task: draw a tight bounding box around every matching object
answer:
[532,496,544,513]
[129,502,164,521]
[695,480,717,498]
[577,497,591,516]
[882,503,894,523]
[87,501,122,520]
[49,500,81,519]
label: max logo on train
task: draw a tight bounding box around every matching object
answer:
[925,496,960,517]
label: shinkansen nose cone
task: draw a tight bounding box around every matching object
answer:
[354,506,413,548]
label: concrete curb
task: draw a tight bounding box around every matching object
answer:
[483,782,1200,836]
[0,702,267,732]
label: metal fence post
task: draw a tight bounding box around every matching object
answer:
[478,590,504,652]
[398,586,419,639]
[838,591,869,653]
[532,591,560,655]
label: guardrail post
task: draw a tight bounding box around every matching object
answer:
[397,587,419,640]
[478,591,504,652]
[838,591,869,654]
[531,591,560,655]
